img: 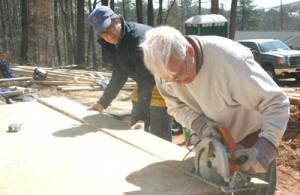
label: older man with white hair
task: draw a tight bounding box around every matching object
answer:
[140,26,290,195]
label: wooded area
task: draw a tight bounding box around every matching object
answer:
[1,0,300,69]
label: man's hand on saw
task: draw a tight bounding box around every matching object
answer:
[234,138,277,174]
[201,120,223,141]
[191,118,223,141]
[87,102,105,112]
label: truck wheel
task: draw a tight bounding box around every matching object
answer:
[264,66,278,82]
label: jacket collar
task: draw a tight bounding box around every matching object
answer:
[184,35,203,74]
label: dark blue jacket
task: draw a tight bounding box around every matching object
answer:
[98,19,155,123]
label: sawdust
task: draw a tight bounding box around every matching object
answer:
[2,79,300,194]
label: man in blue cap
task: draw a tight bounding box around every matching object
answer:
[87,6,173,142]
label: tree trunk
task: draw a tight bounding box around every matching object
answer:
[102,0,108,6]
[86,0,98,68]
[122,0,126,19]
[91,0,97,67]
[164,0,176,25]
[157,0,163,25]
[136,0,143,24]
[147,0,154,27]
[241,3,245,31]
[61,1,68,65]
[6,0,15,55]
[76,0,85,66]
[99,0,112,68]
[280,0,284,30]
[86,0,92,67]
[110,0,114,10]
[229,0,237,40]
[0,0,9,52]
[70,0,76,63]
[20,0,28,64]
[198,0,201,14]
[54,0,62,66]
[211,0,219,14]
[0,0,6,50]
[59,0,75,64]
[11,0,17,51]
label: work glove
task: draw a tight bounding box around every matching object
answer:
[234,137,277,175]
[202,120,223,141]
[191,117,223,141]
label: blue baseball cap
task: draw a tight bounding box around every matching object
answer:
[88,6,114,36]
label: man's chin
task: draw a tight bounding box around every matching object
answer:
[183,78,194,84]
[104,37,119,44]
[107,40,117,44]
[175,80,191,85]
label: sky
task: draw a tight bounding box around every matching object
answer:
[212,0,300,10]
[153,0,300,10]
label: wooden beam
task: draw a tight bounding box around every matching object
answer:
[0,77,33,82]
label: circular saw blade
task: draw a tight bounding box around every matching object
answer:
[194,137,231,184]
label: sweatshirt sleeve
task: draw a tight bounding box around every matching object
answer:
[217,55,290,146]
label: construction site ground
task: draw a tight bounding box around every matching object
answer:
[1,76,300,194]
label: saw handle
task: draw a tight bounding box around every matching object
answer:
[238,155,249,165]
[219,126,240,172]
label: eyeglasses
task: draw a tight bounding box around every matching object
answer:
[159,57,189,84]
[98,22,115,38]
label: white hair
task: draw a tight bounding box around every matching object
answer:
[140,26,189,77]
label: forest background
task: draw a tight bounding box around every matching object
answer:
[1,0,300,69]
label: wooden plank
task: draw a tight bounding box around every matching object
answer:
[31,80,93,86]
[0,99,220,194]
[0,87,30,97]
[58,86,100,91]
[13,66,108,79]
[0,77,33,82]
[11,67,102,82]
[0,90,24,97]
[39,97,191,160]
[281,87,296,92]
[288,93,300,97]
[10,66,135,92]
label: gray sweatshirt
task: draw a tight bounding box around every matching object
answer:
[156,36,290,146]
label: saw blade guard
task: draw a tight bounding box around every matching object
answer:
[194,137,231,183]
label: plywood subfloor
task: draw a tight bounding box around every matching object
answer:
[0,98,221,195]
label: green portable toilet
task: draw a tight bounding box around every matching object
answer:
[185,14,228,38]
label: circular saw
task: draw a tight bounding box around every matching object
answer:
[186,127,269,193]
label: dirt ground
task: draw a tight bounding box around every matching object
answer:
[1,79,300,194]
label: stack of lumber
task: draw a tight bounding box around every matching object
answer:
[0,86,30,97]
[281,87,300,132]
[10,65,136,91]
[281,87,300,106]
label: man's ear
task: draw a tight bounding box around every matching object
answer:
[116,15,122,24]
[186,45,195,57]
[116,18,121,24]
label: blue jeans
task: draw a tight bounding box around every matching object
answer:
[131,101,172,142]
[149,106,172,142]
